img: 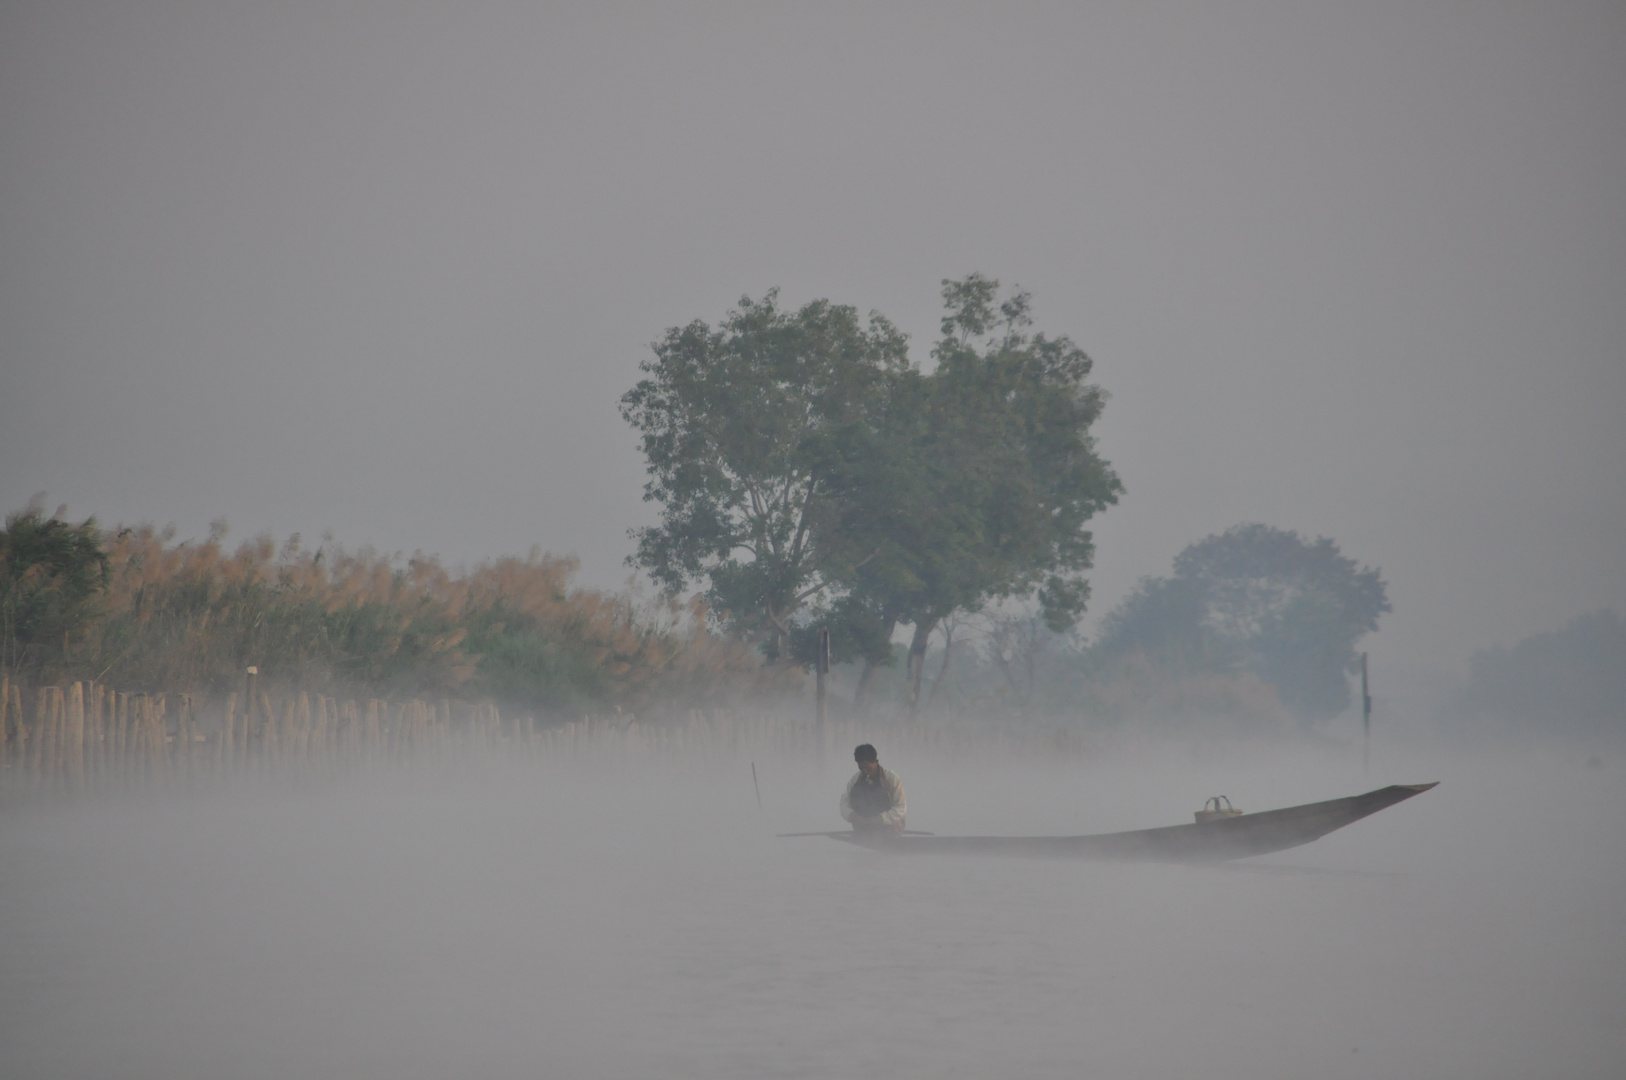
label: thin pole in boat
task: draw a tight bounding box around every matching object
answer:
[1361,652,1372,777]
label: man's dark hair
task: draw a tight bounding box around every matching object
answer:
[853,743,878,762]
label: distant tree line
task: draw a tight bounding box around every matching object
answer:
[2,496,1401,729]
[1090,524,1390,720]
[1451,609,1625,739]
[839,523,1391,729]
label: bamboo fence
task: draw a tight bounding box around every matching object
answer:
[0,674,1088,793]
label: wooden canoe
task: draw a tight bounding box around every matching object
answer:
[811,783,1438,862]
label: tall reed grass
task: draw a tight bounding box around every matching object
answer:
[3,508,791,715]
[0,674,1089,797]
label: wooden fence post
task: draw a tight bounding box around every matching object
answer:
[314,696,329,757]
[296,692,311,761]
[66,682,85,783]
[179,694,194,770]
[88,680,101,749]
[44,687,61,775]
[261,693,277,766]
[244,667,258,743]
[221,692,236,766]
[12,684,27,769]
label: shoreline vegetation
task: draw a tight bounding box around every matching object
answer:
[0,501,1311,733]
[3,502,1619,763]
[0,504,790,721]
[0,677,1105,795]
[0,504,1328,744]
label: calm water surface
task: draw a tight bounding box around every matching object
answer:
[2,745,1621,1078]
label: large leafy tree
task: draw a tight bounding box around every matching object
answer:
[1095,524,1390,719]
[623,278,1121,707]
[842,276,1122,710]
[620,291,911,658]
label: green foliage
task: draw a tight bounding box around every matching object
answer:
[1093,576,1242,677]
[785,593,896,669]
[462,609,614,710]
[620,290,911,658]
[1094,524,1389,720]
[1459,609,1625,737]
[621,277,1122,713]
[843,276,1122,704]
[0,503,109,679]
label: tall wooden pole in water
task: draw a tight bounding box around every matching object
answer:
[815,626,830,756]
[1361,652,1372,776]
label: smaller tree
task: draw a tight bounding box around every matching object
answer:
[1093,576,1241,678]
[0,502,109,679]
[1093,524,1388,720]
[1458,608,1625,738]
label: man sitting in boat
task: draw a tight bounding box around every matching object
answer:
[841,744,906,835]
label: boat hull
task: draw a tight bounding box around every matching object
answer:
[831,783,1438,862]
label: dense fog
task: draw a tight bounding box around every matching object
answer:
[3,737,1621,1079]
[3,3,1623,1076]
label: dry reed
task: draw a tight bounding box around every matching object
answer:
[0,678,1087,795]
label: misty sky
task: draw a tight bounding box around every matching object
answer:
[3,1,1622,700]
